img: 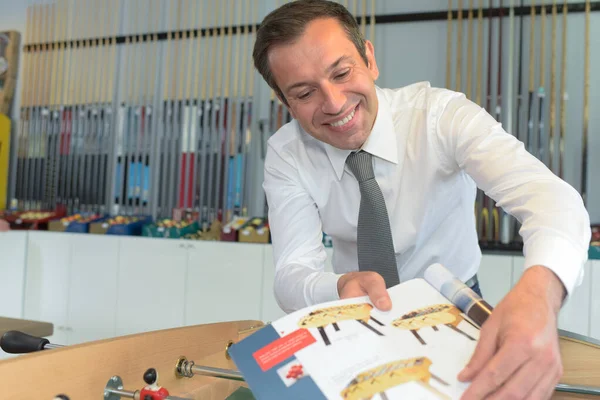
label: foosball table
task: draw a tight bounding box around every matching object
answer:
[0,321,599,399]
[0,320,262,399]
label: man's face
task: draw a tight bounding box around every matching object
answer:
[268,18,380,150]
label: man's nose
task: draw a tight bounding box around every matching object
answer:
[321,83,346,115]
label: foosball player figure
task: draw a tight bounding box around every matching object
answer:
[139,368,170,400]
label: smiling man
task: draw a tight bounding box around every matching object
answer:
[253,1,591,399]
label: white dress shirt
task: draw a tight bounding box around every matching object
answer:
[263,82,591,314]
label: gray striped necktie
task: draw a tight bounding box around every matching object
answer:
[346,150,400,288]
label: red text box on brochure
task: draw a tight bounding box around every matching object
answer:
[253,328,316,372]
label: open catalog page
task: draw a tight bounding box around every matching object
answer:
[229,278,481,399]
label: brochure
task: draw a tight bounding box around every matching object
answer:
[229,275,482,399]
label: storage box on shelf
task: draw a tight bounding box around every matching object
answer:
[5,209,67,231]
[589,225,600,260]
[141,219,199,239]
[89,215,152,235]
[48,213,105,233]
[238,217,270,244]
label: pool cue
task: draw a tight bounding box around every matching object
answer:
[369,0,376,42]
[102,0,120,213]
[222,0,236,223]
[480,0,494,243]
[66,0,81,213]
[515,0,525,143]
[206,0,221,224]
[57,0,73,210]
[89,0,106,212]
[558,0,567,179]
[526,0,536,155]
[360,0,367,38]
[213,0,229,222]
[178,0,195,211]
[38,2,55,210]
[175,0,189,216]
[145,0,161,216]
[476,0,483,106]
[16,3,33,206]
[536,3,546,166]
[130,0,145,213]
[189,0,205,213]
[49,0,69,210]
[85,0,100,212]
[181,0,196,210]
[140,0,157,213]
[225,0,243,222]
[549,1,557,173]
[27,1,42,209]
[506,0,515,137]
[239,0,254,216]
[491,0,503,244]
[158,0,174,217]
[466,0,474,99]
[581,0,590,205]
[27,2,45,209]
[500,0,515,245]
[166,0,180,214]
[474,0,484,238]
[446,0,453,89]
[455,0,463,92]
[76,0,89,211]
[197,0,213,222]
[118,0,134,213]
[71,0,86,211]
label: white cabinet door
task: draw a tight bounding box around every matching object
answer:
[478,254,513,307]
[115,237,188,336]
[511,255,525,285]
[558,261,592,337]
[66,234,120,345]
[0,231,28,318]
[590,260,600,340]
[23,232,70,345]
[185,241,264,326]
[261,245,286,323]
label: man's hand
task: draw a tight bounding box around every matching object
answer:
[337,271,392,311]
[458,265,566,400]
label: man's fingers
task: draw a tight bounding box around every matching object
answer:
[525,363,562,400]
[461,341,532,399]
[359,272,391,311]
[486,358,545,400]
[458,322,499,382]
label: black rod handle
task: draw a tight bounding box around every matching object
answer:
[0,330,50,354]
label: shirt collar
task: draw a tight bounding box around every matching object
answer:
[324,86,398,180]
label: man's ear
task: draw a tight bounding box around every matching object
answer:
[364,40,379,81]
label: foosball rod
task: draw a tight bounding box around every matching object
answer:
[176,356,244,381]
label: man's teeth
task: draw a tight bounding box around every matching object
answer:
[330,108,356,127]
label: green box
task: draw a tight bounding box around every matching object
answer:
[142,220,199,239]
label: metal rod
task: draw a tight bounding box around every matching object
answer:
[106,388,136,398]
[191,365,244,381]
[555,383,600,396]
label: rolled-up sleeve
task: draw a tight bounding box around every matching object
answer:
[263,144,343,313]
[433,92,591,297]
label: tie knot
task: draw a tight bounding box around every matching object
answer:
[346,150,374,183]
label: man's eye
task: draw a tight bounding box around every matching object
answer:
[335,70,350,79]
[298,91,312,99]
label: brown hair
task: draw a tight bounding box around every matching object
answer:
[252,0,369,106]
